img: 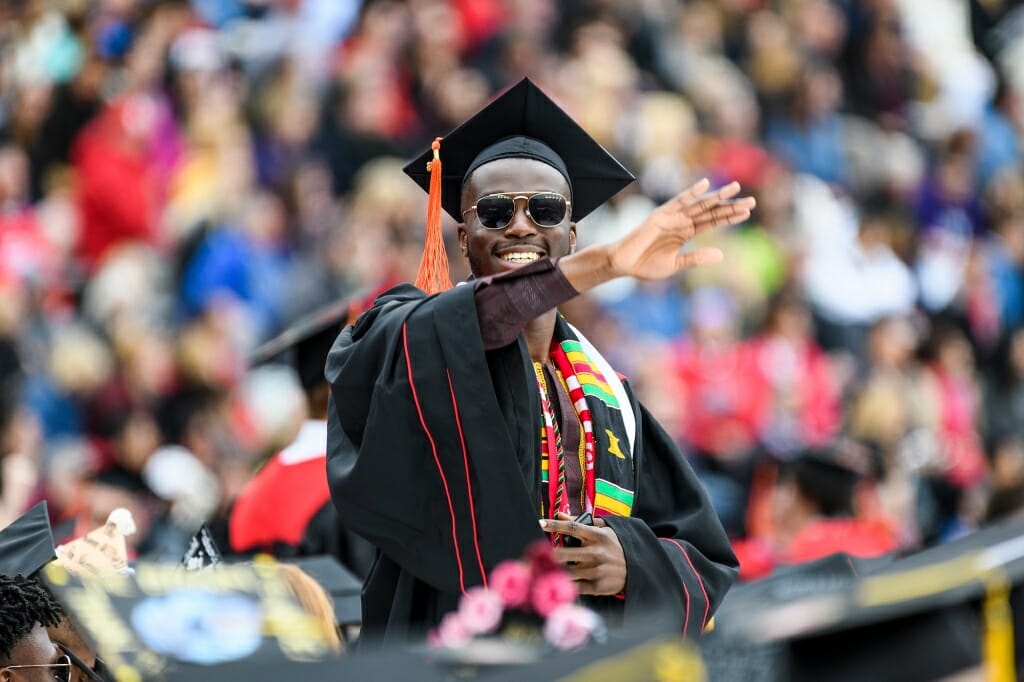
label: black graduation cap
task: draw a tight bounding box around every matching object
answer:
[0,500,57,576]
[284,556,362,627]
[250,300,351,391]
[782,440,878,518]
[403,78,635,223]
[711,517,1024,681]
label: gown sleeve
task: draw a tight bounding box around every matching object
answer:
[473,257,577,349]
[599,396,739,637]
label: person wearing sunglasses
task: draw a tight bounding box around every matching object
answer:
[52,631,106,682]
[0,575,72,682]
[326,79,750,643]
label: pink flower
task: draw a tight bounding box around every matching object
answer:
[489,560,532,608]
[530,569,577,617]
[426,629,444,648]
[524,539,561,575]
[543,604,603,650]
[457,587,504,635]
[432,612,471,648]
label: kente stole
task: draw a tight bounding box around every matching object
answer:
[534,321,637,528]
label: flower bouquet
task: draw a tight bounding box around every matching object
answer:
[427,541,606,666]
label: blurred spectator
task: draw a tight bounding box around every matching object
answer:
[766,60,848,186]
[985,433,1024,523]
[916,322,988,497]
[670,287,768,536]
[804,195,917,355]
[839,0,915,131]
[733,442,898,581]
[985,326,1024,449]
[752,287,841,459]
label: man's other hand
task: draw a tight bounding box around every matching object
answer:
[541,512,628,596]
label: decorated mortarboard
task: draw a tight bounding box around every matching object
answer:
[0,500,57,576]
[41,556,341,681]
[250,300,351,391]
[402,78,635,295]
[53,508,136,577]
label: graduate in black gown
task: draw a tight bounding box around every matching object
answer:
[326,79,753,642]
[228,302,375,579]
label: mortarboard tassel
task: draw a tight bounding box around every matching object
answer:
[414,137,453,295]
[983,573,1015,682]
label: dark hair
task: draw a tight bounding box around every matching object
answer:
[0,574,63,663]
[782,449,860,518]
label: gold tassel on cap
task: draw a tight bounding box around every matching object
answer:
[983,573,1015,682]
[414,137,453,295]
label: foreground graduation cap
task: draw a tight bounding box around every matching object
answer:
[0,500,57,576]
[41,557,342,681]
[250,299,351,391]
[403,78,635,223]
[710,517,1024,681]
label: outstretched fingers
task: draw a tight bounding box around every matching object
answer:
[691,197,756,233]
[675,247,723,271]
[683,181,742,217]
[671,178,712,210]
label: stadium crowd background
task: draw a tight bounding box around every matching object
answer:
[0,0,1022,577]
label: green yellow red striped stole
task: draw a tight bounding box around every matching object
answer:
[550,341,598,513]
[558,340,620,408]
[535,327,636,521]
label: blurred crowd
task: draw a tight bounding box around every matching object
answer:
[0,0,1023,578]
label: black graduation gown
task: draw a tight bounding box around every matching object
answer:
[325,282,737,643]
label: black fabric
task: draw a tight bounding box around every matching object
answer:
[0,500,56,576]
[326,283,737,643]
[403,78,635,222]
[295,501,376,581]
[250,299,351,391]
[464,136,572,194]
[474,256,578,350]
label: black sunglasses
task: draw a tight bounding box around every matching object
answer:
[4,653,72,682]
[462,192,571,229]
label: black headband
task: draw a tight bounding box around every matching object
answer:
[463,135,573,196]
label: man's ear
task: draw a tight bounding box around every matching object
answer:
[0,667,13,682]
[457,225,468,256]
[569,223,577,254]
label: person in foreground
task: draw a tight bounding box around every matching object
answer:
[0,574,71,682]
[228,301,374,580]
[326,79,752,642]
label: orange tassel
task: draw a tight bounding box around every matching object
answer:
[414,137,453,295]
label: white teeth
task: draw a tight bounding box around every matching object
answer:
[500,252,541,263]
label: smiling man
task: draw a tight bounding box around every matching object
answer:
[326,79,751,642]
